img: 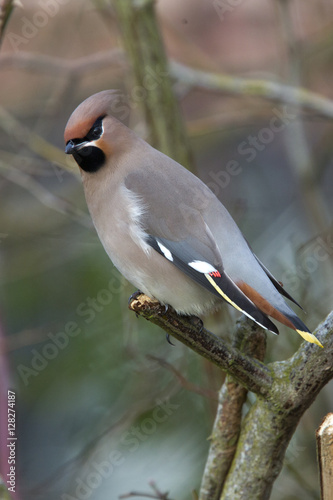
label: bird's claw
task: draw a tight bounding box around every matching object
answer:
[161,303,169,314]
[128,290,142,305]
[189,315,204,332]
[166,333,175,346]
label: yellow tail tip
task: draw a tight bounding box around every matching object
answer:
[296,329,323,347]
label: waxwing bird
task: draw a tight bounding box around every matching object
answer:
[64,90,322,347]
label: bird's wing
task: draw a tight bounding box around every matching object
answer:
[146,234,279,333]
[253,254,302,309]
[124,168,279,333]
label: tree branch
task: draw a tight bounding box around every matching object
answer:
[270,311,333,410]
[199,325,266,500]
[0,106,73,171]
[3,50,333,122]
[112,0,193,169]
[0,49,124,75]
[0,161,91,227]
[129,292,333,498]
[130,292,333,406]
[220,310,333,499]
[146,355,217,400]
[0,0,17,45]
[128,294,272,396]
[170,60,333,120]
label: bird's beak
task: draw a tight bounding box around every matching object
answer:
[65,140,81,154]
[65,139,96,155]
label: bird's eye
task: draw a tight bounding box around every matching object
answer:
[87,115,105,140]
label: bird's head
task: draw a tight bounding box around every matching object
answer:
[64,90,129,173]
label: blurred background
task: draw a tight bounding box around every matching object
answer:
[0,0,333,498]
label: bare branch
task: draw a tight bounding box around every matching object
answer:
[146,354,217,400]
[0,161,91,227]
[128,294,273,396]
[120,480,173,499]
[0,49,124,75]
[170,60,333,120]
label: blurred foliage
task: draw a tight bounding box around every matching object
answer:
[0,1,332,499]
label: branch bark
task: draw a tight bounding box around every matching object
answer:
[199,325,267,500]
[317,413,333,500]
[128,294,272,396]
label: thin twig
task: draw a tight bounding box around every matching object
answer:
[120,480,173,499]
[0,106,74,172]
[119,493,168,500]
[146,354,217,400]
[0,161,91,227]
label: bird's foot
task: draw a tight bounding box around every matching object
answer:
[160,303,169,314]
[128,289,143,305]
[189,315,204,332]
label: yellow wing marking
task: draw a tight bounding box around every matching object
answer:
[205,273,244,313]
